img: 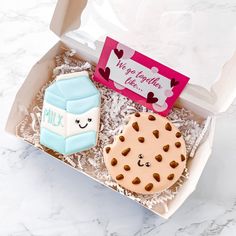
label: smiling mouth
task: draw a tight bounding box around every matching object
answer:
[79,123,88,129]
[137,160,144,167]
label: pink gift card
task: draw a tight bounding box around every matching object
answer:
[93,37,190,116]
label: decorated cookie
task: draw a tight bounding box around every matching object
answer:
[103,112,187,194]
[40,71,100,155]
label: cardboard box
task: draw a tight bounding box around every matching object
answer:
[5,0,236,218]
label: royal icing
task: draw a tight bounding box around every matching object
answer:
[40,71,100,155]
[103,112,187,194]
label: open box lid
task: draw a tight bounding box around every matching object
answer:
[50,0,236,114]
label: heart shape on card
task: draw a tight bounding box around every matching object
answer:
[117,43,135,59]
[99,67,110,81]
[146,92,158,104]
[114,49,124,59]
[170,78,179,87]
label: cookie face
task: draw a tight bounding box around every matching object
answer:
[103,112,187,194]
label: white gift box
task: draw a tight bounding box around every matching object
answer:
[5,0,236,218]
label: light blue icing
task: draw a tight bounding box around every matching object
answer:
[67,93,100,114]
[40,128,66,154]
[41,73,100,155]
[40,128,97,155]
[44,74,100,114]
[65,131,97,154]
[56,76,99,100]
[44,83,66,110]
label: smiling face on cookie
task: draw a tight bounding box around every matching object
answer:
[75,117,93,129]
[66,107,100,137]
[103,112,187,195]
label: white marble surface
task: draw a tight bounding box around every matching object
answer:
[1,0,236,235]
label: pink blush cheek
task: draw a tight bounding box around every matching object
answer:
[164,89,173,97]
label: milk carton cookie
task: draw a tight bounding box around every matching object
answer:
[103,112,187,194]
[40,71,100,155]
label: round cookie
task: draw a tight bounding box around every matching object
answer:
[103,112,187,195]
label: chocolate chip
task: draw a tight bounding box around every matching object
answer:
[170,161,179,168]
[111,158,117,166]
[148,115,156,121]
[145,183,153,191]
[167,174,174,180]
[165,123,172,131]
[135,112,140,117]
[181,154,186,162]
[132,122,139,132]
[116,174,124,180]
[105,147,111,153]
[175,142,181,148]
[152,130,159,139]
[138,137,145,143]
[155,154,162,162]
[122,148,131,156]
[124,165,130,171]
[132,177,141,184]
[153,173,160,182]
[163,144,169,152]
[119,136,125,142]
[176,132,181,138]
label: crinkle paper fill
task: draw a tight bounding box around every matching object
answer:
[16,48,211,214]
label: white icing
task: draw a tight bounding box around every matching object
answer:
[67,107,100,137]
[41,102,100,138]
[41,102,66,137]
[56,71,89,81]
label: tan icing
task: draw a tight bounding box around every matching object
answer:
[103,112,187,195]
